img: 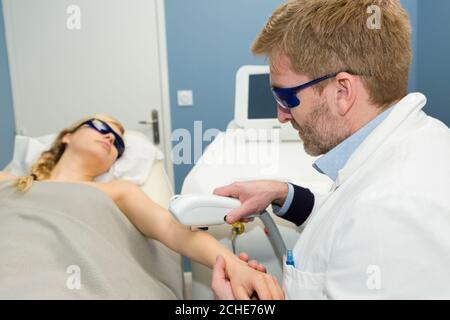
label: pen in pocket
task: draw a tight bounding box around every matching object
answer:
[286,249,295,267]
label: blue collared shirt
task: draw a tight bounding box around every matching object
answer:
[273,106,394,216]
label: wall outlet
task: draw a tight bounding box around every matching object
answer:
[177,90,194,107]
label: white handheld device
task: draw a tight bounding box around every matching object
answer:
[168,194,287,264]
[169,194,257,226]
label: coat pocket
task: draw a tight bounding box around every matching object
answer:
[283,263,326,300]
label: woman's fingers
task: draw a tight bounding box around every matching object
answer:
[270,275,285,300]
[257,264,267,273]
[238,252,249,262]
[240,255,267,273]
[233,286,251,300]
[251,274,284,300]
[252,275,274,300]
[248,260,259,269]
[258,275,284,300]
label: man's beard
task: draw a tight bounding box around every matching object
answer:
[293,100,351,157]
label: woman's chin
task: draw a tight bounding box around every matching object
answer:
[89,154,115,174]
[99,161,115,174]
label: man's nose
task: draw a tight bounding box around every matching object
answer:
[277,105,293,123]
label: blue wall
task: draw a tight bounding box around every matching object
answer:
[417,0,450,126]
[401,0,418,92]
[0,2,15,169]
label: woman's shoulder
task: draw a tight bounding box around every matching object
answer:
[87,179,139,202]
[0,172,17,181]
[99,179,139,192]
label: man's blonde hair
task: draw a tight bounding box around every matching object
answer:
[252,0,412,108]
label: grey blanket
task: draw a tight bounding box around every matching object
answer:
[0,180,183,299]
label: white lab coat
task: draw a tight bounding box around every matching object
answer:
[283,93,450,299]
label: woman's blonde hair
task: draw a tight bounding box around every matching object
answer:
[16,115,124,192]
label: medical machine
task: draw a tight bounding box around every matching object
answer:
[169,194,287,264]
[232,65,298,141]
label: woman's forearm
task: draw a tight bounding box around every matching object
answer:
[162,219,240,269]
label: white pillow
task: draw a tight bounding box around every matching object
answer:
[9,131,164,186]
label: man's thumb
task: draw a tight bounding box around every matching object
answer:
[226,203,254,224]
[213,185,236,197]
[212,255,227,280]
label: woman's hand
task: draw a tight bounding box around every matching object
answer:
[212,255,284,300]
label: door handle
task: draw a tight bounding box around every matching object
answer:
[138,120,157,125]
[138,110,160,145]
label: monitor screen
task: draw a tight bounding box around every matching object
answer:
[247,74,278,119]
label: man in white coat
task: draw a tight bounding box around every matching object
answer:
[212,0,450,299]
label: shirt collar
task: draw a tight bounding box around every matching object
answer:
[312,106,395,181]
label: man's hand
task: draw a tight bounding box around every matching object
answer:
[211,255,285,300]
[212,255,235,300]
[214,181,289,224]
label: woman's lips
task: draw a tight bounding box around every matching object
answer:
[97,140,112,152]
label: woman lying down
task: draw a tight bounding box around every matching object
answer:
[0,115,283,300]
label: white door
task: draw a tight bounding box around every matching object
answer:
[2,0,173,182]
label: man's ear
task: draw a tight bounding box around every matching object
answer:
[335,72,357,116]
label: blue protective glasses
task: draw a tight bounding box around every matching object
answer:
[81,119,125,158]
[271,73,337,109]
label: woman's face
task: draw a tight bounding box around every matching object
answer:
[63,120,124,174]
